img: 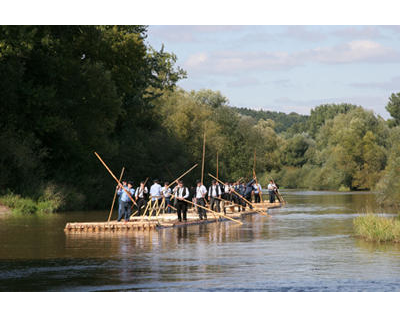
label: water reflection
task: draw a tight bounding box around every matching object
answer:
[1,191,400,291]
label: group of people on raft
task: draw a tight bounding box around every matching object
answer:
[116,178,281,222]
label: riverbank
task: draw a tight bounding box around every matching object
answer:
[0,203,11,214]
[353,214,400,242]
[0,191,62,214]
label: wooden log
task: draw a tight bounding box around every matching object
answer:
[94,152,137,206]
[108,167,125,222]
[166,163,198,189]
[175,196,243,225]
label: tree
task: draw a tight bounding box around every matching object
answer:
[386,92,400,127]
[308,103,358,137]
[190,89,229,108]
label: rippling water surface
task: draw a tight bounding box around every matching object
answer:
[1,190,400,291]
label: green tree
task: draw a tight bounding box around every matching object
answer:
[190,89,229,108]
[386,92,400,127]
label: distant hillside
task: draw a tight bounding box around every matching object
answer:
[232,107,309,134]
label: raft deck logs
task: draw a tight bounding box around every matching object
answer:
[64,201,284,233]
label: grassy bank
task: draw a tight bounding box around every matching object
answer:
[0,192,61,214]
[353,214,400,242]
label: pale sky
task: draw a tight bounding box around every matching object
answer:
[146,26,400,118]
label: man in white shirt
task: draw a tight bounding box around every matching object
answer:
[173,180,189,221]
[208,180,222,213]
[150,179,162,206]
[253,182,262,203]
[195,180,207,220]
[161,182,172,213]
[267,180,276,203]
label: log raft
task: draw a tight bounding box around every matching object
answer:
[64,201,284,233]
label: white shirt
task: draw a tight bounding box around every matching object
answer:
[161,186,171,198]
[196,185,207,198]
[135,186,148,198]
[208,185,221,197]
[224,184,230,193]
[150,183,162,200]
[174,186,189,199]
[253,183,262,194]
[267,183,275,190]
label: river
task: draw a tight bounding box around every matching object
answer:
[1,190,400,291]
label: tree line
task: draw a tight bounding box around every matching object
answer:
[1,25,399,211]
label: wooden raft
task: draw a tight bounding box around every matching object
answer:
[64,201,284,233]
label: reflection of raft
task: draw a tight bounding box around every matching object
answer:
[64,201,284,233]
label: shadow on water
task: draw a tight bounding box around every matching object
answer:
[1,190,400,291]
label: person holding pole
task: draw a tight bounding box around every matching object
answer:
[173,180,190,222]
[161,182,172,213]
[244,178,255,209]
[135,181,148,215]
[268,180,276,203]
[150,179,162,206]
[208,180,222,213]
[117,181,135,222]
[195,179,208,220]
[253,182,262,203]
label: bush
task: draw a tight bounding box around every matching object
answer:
[353,214,400,242]
[0,189,63,214]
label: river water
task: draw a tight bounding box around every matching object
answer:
[1,190,400,292]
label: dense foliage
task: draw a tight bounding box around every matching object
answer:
[1,26,399,211]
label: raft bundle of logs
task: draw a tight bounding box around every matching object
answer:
[63,152,285,233]
[64,201,283,233]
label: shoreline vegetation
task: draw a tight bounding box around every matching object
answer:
[1,26,400,214]
[354,214,400,243]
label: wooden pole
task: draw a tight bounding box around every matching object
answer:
[208,173,269,217]
[172,195,243,225]
[201,131,206,185]
[253,149,263,203]
[141,200,152,219]
[216,151,219,179]
[166,164,198,189]
[94,152,137,206]
[107,167,125,222]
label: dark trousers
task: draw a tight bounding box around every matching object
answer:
[164,197,172,213]
[244,194,253,209]
[254,193,261,203]
[176,200,187,221]
[269,190,275,203]
[232,194,242,211]
[196,198,207,219]
[210,197,220,212]
[136,198,147,215]
[117,201,130,221]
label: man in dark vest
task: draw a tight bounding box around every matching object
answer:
[173,180,189,222]
[208,180,222,213]
[135,181,148,215]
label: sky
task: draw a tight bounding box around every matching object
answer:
[146,26,400,118]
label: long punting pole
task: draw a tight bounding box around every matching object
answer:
[253,149,262,202]
[166,164,198,189]
[201,131,206,185]
[171,195,243,225]
[107,166,125,222]
[208,173,269,217]
[216,151,219,179]
[94,152,137,206]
